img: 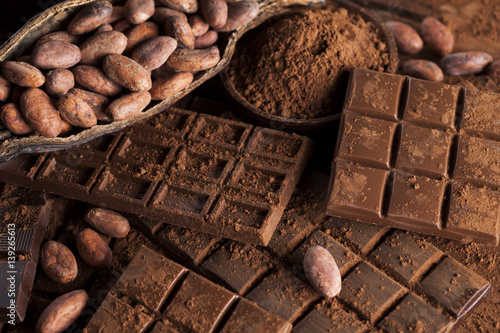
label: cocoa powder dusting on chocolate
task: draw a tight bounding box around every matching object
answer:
[229,4,390,119]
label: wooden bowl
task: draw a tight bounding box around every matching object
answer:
[220,0,399,133]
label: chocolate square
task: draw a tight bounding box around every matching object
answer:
[462,89,500,140]
[388,174,446,228]
[164,273,236,332]
[454,135,500,188]
[344,69,404,120]
[395,124,453,177]
[337,113,397,168]
[327,162,389,219]
[446,183,500,244]
[418,257,491,318]
[403,78,460,129]
[339,262,404,323]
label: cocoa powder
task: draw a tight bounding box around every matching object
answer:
[229,4,391,119]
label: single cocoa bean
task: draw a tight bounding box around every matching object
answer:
[201,0,228,29]
[113,19,133,33]
[36,290,88,333]
[95,23,113,34]
[106,91,151,120]
[56,92,97,128]
[72,65,123,97]
[125,21,159,53]
[76,228,112,267]
[384,21,423,54]
[152,7,187,24]
[166,46,220,72]
[79,31,128,66]
[194,30,219,50]
[103,54,152,91]
[59,119,74,136]
[189,14,210,37]
[0,75,11,102]
[1,61,45,87]
[68,1,113,35]
[1,103,33,136]
[20,88,62,137]
[421,16,454,56]
[70,88,111,121]
[486,60,500,79]
[108,6,125,24]
[303,245,341,298]
[131,36,177,71]
[160,0,198,14]
[166,16,195,49]
[124,0,155,24]
[194,30,218,49]
[441,51,493,76]
[403,59,443,82]
[85,208,131,238]
[216,1,259,32]
[32,40,81,69]
[35,31,80,48]
[150,72,193,100]
[45,69,75,97]
[40,241,78,284]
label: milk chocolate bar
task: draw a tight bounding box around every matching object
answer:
[0,183,52,323]
[140,208,491,331]
[84,245,292,333]
[0,108,313,245]
[327,68,500,245]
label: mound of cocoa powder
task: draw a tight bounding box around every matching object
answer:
[228,4,391,119]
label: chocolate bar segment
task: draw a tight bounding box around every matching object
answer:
[85,246,292,333]
[0,184,52,323]
[327,68,500,245]
[0,108,313,245]
[140,199,491,332]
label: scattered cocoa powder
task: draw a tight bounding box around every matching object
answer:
[229,4,391,119]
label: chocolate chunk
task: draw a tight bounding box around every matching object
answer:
[327,68,500,245]
[0,108,313,245]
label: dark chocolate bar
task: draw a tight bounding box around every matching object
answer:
[0,108,313,245]
[138,174,491,331]
[84,245,292,333]
[0,183,52,323]
[326,68,500,245]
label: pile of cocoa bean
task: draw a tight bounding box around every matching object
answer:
[385,16,499,82]
[0,0,259,138]
[37,208,129,332]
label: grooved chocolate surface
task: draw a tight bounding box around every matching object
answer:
[326,68,500,245]
[138,187,491,332]
[0,184,51,323]
[0,108,313,246]
[84,246,292,333]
